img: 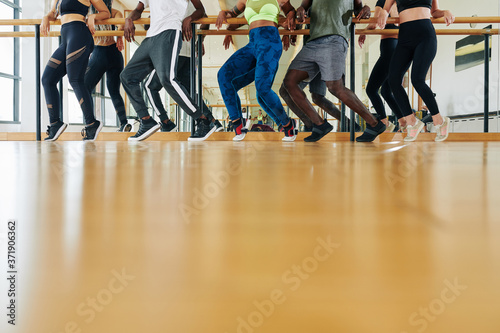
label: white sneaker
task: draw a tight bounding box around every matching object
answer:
[404,118,425,142]
[435,116,450,142]
[385,122,396,133]
[233,133,246,141]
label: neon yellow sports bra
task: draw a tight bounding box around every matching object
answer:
[244,0,280,25]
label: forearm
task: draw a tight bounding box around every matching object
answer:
[44,10,57,22]
[281,1,295,16]
[431,9,446,18]
[299,0,312,11]
[93,11,111,21]
[126,9,143,22]
[383,0,396,13]
[366,6,383,29]
[354,0,364,14]
[189,8,205,23]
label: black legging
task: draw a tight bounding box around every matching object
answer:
[388,19,439,117]
[366,38,403,119]
[85,45,127,126]
[42,21,95,124]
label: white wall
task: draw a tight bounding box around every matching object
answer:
[359,0,499,119]
[433,0,499,116]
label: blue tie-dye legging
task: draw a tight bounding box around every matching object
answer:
[218,26,290,126]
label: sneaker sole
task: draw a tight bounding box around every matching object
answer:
[282,135,297,142]
[44,123,68,142]
[188,125,217,142]
[128,124,161,141]
[233,133,246,141]
[84,122,104,142]
[215,126,224,132]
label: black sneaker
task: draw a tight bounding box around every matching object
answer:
[44,120,68,141]
[128,117,160,141]
[356,120,386,142]
[304,121,333,142]
[160,120,176,132]
[303,125,313,132]
[117,123,132,132]
[81,120,103,141]
[188,118,216,141]
[213,120,224,132]
[282,119,298,142]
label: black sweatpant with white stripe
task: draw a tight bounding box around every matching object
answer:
[144,56,214,122]
[120,29,202,119]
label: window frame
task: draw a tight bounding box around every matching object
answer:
[0,0,21,124]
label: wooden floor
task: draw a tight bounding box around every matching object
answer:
[1,140,499,332]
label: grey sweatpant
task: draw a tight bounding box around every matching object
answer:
[120,29,202,119]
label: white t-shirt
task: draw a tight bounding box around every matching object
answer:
[140,0,188,38]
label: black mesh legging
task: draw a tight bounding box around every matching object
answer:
[366,38,403,120]
[388,19,440,117]
[42,21,95,124]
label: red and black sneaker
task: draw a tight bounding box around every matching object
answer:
[282,119,298,142]
[233,118,247,141]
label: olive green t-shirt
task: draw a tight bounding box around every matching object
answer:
[309,0,354,43]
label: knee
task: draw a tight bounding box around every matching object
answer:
[67,73,84,87]
[119,69,129,85]
[217,66,230,84]
[410,75,426,91]
[282,75,299,92]
[326,80,343,97]
[380,83,392,100]
[279,84,289,99]
[147,79,162,92]
[387,75,401,91]
[311,93,324,105]
[365,81,377,97]
[255,85,272,100]
[41,72,53,88]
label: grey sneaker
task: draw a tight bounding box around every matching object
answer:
[44,121,68,141]
[160,120,177,132]
[188,118,216,141]
[128,118,160,141]
[81,120,103,141]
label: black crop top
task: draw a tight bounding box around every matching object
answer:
[396,0,432,13]
[376,0,398,30]
[58,0,89,17]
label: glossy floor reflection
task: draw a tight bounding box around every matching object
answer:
[0,141,499,333]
